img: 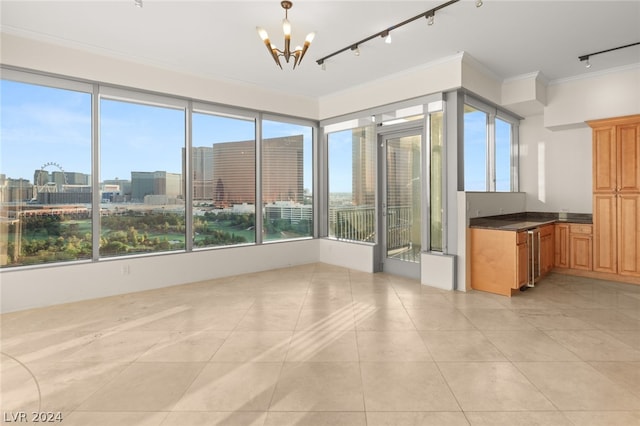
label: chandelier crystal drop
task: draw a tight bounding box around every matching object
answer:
[256,1,315,69]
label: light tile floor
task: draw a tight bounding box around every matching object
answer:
[2,263,640,426]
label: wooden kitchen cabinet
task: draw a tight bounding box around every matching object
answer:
[618,193,640,276]
[516,231,529,288]
[470,228,528,297]
[555,222,593,271]
[540,224,554,275]
[589,115,640,278]
[555,223,570,268]
[593,193,617,273]
[569,224,593,271]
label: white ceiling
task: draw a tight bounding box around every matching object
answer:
[2,1,639,99]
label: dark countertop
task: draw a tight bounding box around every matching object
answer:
[469,212,592,232]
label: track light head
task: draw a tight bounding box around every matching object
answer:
[426,12,435,26]
[134,0,143,7]
[351,45,360,56]
[476,0,483,7]
[381,30,392,44]
[579,55,592,69]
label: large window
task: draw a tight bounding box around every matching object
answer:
[99,96,186,257]
[1,69,318,270]
[463,106,488,191]
[1,78,92,267]
[495,117,513,191]
[463,98,519,192]
[327,121,376,242]
[191,111,256,247]
[262,119,314,241]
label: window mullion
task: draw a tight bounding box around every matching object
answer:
[92,85,101,261]
[487,112,496,192]
[185,102,193,252]
[255,114,264,245]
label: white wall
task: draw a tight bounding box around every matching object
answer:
[519,114,592,213]
[318,54,463,120]
[544,66,640,130]
[1,240,319,313]
[0,33,319,119]
[318,239,375,273]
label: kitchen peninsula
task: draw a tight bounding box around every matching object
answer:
[469,212,592,296]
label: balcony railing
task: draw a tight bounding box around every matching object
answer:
[330,205,412,250]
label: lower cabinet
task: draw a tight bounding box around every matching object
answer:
[470,228,526,296]
[554,223,570,268]
[540,224,555,275]
[471,226,554,297]
[556,223,593,271]
[570,224,593,271]
[471,222,590,297]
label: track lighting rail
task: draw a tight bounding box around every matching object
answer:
[578,41,640,68]
[316,0,465,66]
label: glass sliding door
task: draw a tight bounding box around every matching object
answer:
[382,130,422,278]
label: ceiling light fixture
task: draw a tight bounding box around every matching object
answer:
[578,41,640,70]
[381,30,392,44]
[352,45,361,56]
[426,12,435,26]
[316,0,479,68]
[134,0,143,8]
[257,1,315,69]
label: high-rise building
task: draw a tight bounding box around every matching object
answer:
[351,126,376,206]
[263,135,304,204]
[184,146,214,201]
[0,175,33,203]
[131,171,182,202]
[212,140,255,207]
[212,135,303,207]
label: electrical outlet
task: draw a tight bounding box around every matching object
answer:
[121,265,130,275]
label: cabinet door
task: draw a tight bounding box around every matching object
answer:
[516,240,529,288]
[570,234,592,270]
[593,126,617,193]
[540,225,554,275]
[554,224,570,268]
[618,194,640,277]
[617,123,640,193]
[593,194,617,273]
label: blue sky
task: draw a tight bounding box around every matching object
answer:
[328,129,354,193]
[1,79,313,191]
[1,79,501,194]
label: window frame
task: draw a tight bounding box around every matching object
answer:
[261,114,317,243]
[0,66,319,271]
[463,95,520,192]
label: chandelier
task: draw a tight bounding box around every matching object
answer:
[256,1,315,69]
